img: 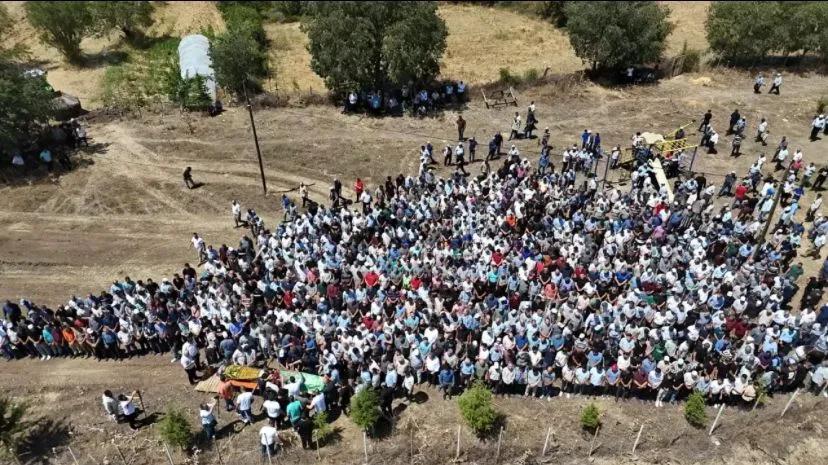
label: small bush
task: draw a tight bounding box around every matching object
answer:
[313,411,334,444]
[684,392,707,427]
[523,68,539,82]
[753,381,768,407]
[817,96,828,114]
[158,408,193,451]
[458,381,497,436]
[679,41,701,74]
[499,68,516,85]
[350,387,380,432]
[580,403,600,431]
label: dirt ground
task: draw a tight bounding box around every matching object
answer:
[2,68,828,464]
[1,356,825,465]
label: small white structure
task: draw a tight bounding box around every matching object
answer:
[178,34,216,101]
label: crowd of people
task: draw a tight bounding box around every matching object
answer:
[344,80,468,116]
[3,92,828,453]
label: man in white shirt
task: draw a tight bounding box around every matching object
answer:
[191,233,206,264]
[199,401,217,441]
[811,114,825,140]
[261,394,282,427]
[231,200,242,227]
[769,73,782,94]
[236,388,254,424]
[259,423,279,457]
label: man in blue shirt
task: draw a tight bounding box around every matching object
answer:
[438,364,455,400]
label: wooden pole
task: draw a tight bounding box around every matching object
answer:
[363,431,368,463]
[215,439,225,465]
[632,423,645,455]
[780,389,800,418]
[709,404,725,436]
[751,394,762,412]
[495,426,504,463]
[454,425,460,461]
[541,426,552,456]
[68,447,80,465]
[114,442,128,465]
[265,442,273,465]
[588,426,600,457]
[164,443,175,465]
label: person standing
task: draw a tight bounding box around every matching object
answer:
[699,109,712,132]
[468,136,477,162]
[119,391,140,430]
[456,114,466,141]
[183,167,196,189]
[509,113,521,141]
[754,74,765,93]
[811,115,825,141]
[728,109,741,134]
[259,423,279,457]
[756,118,768,144]
[730,133,742,156]
[191,233,207,264]
[102,390,119,421]
[769,73,782,94]
[296,412,314,449]
[442,145,452,166]
[455,143,467,175]
[814,165,828,190]
[236,388,255,425]
[199,400,217,441]
[231,200,242,227]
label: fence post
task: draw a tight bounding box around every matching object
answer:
[541,426,552,456]
[780,389,801,418]
[454,425,460,461]
[67,447,80,465]
[709,404,725,436]
[588,426,600,457]
[164,443,175,465]
[632,423,645,455]
[363,431,369,463]
[495,426,504,463]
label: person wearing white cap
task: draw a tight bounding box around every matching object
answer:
[811,114,825,140]
[769,72,782,94]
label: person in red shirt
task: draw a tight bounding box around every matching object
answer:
[364,271,379,288]
[354,178,364,199]
[734,182,748,203]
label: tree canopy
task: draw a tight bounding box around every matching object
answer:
[25,1,93,64]
[210,28,269,98]
[707,1,828,61]
[90,1,155,44]
[1,3,54,151]
[564,1,673,70]
[302,1,447,94]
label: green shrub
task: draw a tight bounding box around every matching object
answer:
[679,41,701,73]
[817,96,828,114]
[221,4,267,47]
[523,68,539,82]
[753,381,768,407]
[350,387,380,432]
[313,411,334,444]
[580,403,600,431]
[457,381,497,436]
[0,397,33,461]
[499,67,515,85]
[684,392,707,427]
[158,408,193,451]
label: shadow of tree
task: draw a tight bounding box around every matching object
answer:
[18,418,71,465]
[0,141,109,187]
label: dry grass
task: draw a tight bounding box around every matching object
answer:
[438,3,583,84]
[264,22,326,94]
[661,0,711,54]
[146,0,225,37]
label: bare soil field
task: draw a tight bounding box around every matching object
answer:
[2,67,828,464]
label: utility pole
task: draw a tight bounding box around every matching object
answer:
[753,160,791,261]
[601,148,611,191]
[243,81,267,196]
